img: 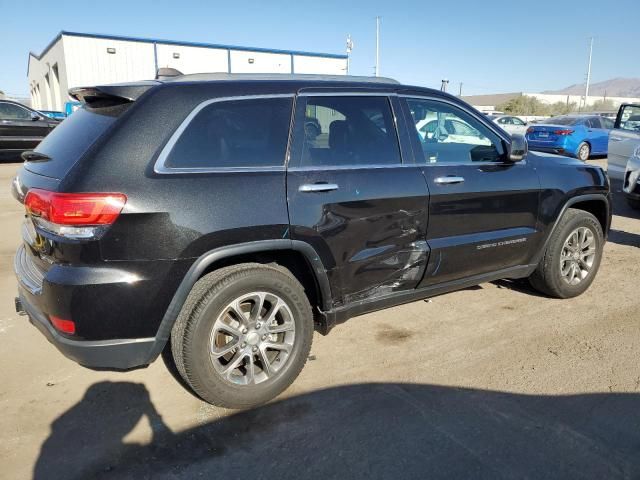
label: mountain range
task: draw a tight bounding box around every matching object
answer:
[544,78,640,97]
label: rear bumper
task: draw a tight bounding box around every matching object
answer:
[16,287,155,370]
[13,243,179,370]
[528,145,567,156]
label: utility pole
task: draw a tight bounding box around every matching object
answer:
[584,37,594,110]
[346,34,354,74]
[458,82,463,96]
[440,79,449,92]
[375,16,381,77]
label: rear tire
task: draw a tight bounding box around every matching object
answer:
[529,208,603,298]
[577,142,591,161]
[171,263,313,409]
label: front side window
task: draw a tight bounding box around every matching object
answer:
[512,117,526,126]
[618,105,640,132]
[407,98,504,164]
[164,97,293,169]
[0,102,31,120]
[300,96,401,167]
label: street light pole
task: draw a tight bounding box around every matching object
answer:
[346,34,353,75]
[375,16,380,77]
[584,37,594,109]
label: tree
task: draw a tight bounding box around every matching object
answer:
[498,96,577,117]
[583,99,617,112]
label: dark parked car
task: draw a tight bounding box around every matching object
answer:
[0,100,59,161]
[13,74,611,408]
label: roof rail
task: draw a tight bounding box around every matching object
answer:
[162,72,400,84]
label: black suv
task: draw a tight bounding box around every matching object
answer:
[0,100,59,161]
[13,74,611,408]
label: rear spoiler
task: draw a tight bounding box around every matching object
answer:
[69,81,160,106]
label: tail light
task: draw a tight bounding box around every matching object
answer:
[553,129,574,135]
[50,315,76,335]
[526,127,534,134]
[25,189,126,239]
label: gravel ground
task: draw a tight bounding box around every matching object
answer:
[0,159,639,479]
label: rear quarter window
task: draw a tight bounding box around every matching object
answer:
[26,104,128,179]
[161,97,293,171]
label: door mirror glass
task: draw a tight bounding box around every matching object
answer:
[508,134,527,162]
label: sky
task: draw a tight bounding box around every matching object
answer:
[1,0,638,98]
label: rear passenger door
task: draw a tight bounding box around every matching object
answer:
[401,95,541,286]
[287,93,430,306]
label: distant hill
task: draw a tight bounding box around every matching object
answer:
[544,78,640,97]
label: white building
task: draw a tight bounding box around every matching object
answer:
[28,31,348,111]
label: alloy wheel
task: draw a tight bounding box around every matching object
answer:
[560,226,596,285]
[209,291,296,386]
[578,144,590,161]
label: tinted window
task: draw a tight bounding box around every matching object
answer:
[407,98,504,164]
[618,105,640,132]
[549,116,578,126]
[601,117,614,129]
[512,117,525,126]
[300,96,401,167]
[26,104,127,179]
[586,117,601,128]
[165,97,292,169]
[0,102,31,120]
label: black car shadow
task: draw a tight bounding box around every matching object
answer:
[610,178,640,221]
[608,229,640,248]
[34,381,640,480]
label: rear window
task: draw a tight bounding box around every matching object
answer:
[162,97,293,170]
[25,104,128,179]
[548,116,578,126]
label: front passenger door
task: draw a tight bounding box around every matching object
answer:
[402,96,541,286]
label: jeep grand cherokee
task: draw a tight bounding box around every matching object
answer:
[13,74,611,408]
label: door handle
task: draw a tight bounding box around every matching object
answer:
[610,135,624,142]
[299,183,339,193]
[434,176,465,185]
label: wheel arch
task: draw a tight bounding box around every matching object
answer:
[147,240,333,362]
[531,193,610,269]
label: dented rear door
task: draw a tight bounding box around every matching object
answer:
[287,92,429,307]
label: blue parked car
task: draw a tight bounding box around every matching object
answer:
[526,115,614,160]
[38,110,66,120]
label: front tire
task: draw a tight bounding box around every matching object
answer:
[529,208,603,298]
[171,263,313,409]
[577,142,591,161]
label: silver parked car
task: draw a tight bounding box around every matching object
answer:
[608,103,640,209]
[490,115,528,136]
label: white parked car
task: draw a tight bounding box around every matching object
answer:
[608,103,640,209]
[490,115,528,136]
[416,117,492,146]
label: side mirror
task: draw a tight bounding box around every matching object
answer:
[508,134,527,162]
[30,112,41,121]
